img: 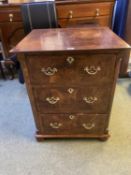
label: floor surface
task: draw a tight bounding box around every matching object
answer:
[0,78,131,175]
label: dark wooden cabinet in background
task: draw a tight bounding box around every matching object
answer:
[125,0,131,46]
[0,5,24,57]
[57,1,114,27]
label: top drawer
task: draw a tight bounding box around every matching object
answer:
[0,8,22,22]
[26,53,116,86]
[57,2,114,19]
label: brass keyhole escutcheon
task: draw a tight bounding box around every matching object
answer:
[66,56,74,64]
[67,88,74,94]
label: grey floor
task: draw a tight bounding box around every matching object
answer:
[0,78,131,175]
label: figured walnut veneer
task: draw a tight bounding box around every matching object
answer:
[11,27,130,141]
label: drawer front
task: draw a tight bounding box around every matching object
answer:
[41,114,107,135]
[33,86,112,113]
[58,15,112,28]
[0,9,22,22]
[57,2,114,19]
[27,53,116,86]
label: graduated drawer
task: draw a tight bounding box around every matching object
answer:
[58,15,112,27]
[33,86,112,114]
[41,114,107,135]
[0,8,22,22]
[27,53,116,86]
[57,2,114,19]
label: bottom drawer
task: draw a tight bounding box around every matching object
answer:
[41,114,107,135]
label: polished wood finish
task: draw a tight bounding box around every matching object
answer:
[0,5,24,55]
[57,2,114,27]
[26,53,116,85]
[11,28,130,52]
[11,27,130,141]
[8,0,115,3]
[34,86,112,113]
[57,2,113,18]
[59,16,112,27]
[41,114,107,135]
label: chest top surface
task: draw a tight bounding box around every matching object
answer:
[11,27,130,53]
[5,0,115,5]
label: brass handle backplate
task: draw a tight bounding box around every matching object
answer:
[82,123,95,130]
[46,97,60,104]
[96,8,100,16]
[84,66,101,75]
[41,67,57,76]
[9,13,14,22]
[83,96,98,104]
[50,122,62,129]
[69,10,73,19]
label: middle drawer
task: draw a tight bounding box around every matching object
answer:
[33,86,112,114]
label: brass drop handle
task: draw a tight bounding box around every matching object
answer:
[84,66,101,75]
[83,96,98,104]
[96,8,100,17]
[50,122,62,129]
[69,115,75,120]
[41,67,57,76]
[9,13,14,22]
[69,10,73,19]
[82,123,95,130]
[46,97,60,104]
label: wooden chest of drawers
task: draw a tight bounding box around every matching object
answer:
[11,27,130,141]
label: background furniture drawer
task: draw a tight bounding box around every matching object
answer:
[0,9,22,22]
[33,86,112,114]
[27,53,116,86]
[41,114,107,135]
[58,15,112,27]
[57,2,114,19]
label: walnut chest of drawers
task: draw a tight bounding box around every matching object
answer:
[11,27,130,141]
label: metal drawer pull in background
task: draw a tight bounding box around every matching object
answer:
[68,10,73,19]
[66,56,74,64]
[95,8,100,17]
[83,96,98,104]
[50,122,62,129]
[9,13,14,22]
[46,97,60,104]
[82,123,95,130]
[84,66,101,75]
[41,67,57,76]
[69,115,75,120]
